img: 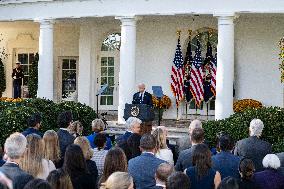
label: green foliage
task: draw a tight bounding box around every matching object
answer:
[28,53,39,98]
[203,107,284,153]
[0,98,97,145]
[0,58,6,97]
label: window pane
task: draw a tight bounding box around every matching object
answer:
[104,87,114,95]
[18,54,28,65]
[101,57,107,66]
[29,54,35,64]
[189,101,196,109]
[62,59,69,69]
[101,44,109,51]
[107,96,113,105]
[100,96,107,105]
[101,67,108,76]
[23,76,28,86]
[108,67,114,76]
[70,59,77,69]
[209,100,215,110]
[108,77,114,86]
[101,77,107,85]
[22,65,29,75]
[108,57,114,66]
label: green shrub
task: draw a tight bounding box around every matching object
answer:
[27,53,39,98]
[0,98,97,145]
[203,107,284,153]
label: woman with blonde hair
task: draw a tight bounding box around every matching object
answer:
[100,172,133,189]
[152,127,174,164]
[43,130,62,168]
[21,134,56,179]
[74,136,98,183]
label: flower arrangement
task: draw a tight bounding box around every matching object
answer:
[152,95,172,109]
[278,37,284,82]
[233,99,263,113]
[0,97,23,103]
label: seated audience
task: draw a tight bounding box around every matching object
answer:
[128,134,166,189]
[152,127,174,164]
[166,172,190,189]
[21,134,56,179]
[217,176,239,189]
[234,119,272,171]
[117,117,141,159]
[153,163,174,189]
[22,113,43,137]
[47,169,73,189]
[63,144,97,189]
[74,137,98,183]
[57,111,75,158]
[185,143,221,189]
[87,119,112,149]
[127,133,141,160]
[254,154,284,189]
[100,172,133,189]
[69,121,83,137]
[175,128,204,171]
[176,119,202,153]
[212,133,240,179]
[238,158,258,189]
[0,133,33,189]
[23,179,52,189]
[43,130,62,168]
[99,147,128,186]
[91,133,108,177]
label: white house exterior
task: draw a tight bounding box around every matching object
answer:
[0,0,283,123]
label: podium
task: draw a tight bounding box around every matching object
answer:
[123,103,155,122]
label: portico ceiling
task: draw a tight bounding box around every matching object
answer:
[0,0,284,21]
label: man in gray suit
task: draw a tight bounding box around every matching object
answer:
[0,133,33,189]
[176,119,202,154]
[128,134,166,189]
[234,119,272,171]
[277,152,284,175]
[175,128,204,171]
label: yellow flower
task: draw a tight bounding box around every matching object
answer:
[233,99,262,113]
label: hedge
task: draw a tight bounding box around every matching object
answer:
[203,106,284,153]
[0,98,97,145]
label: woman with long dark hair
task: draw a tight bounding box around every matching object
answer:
[185,143,221,189]
[238,158,259,189]
[63,144,97,189]
[98,147,128,186]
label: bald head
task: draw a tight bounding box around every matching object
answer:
[138,83,146,93]
[155,163,174,183]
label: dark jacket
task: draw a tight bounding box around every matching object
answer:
[234,136,272,171]
[57,129,75,158]
[22,127,43,137]
[0,163,33,189]
[71,173,97,189]
[254,169,284,189]
[132,91,153,106]
[175,146,195,172]
[127,133,142,160]
[128,153,166,189]
[86,160,98,185]
[12,68,24,85]
[238,178,259,189]
[212,151,240,179]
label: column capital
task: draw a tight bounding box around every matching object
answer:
[115,16,142,26]
[34,19,54,28]
[214,13,238,25]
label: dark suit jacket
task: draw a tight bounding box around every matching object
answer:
[175,146,196,172]
[128,153,166,189]
[234,136,272,171]
[277,152,284,167]
[57,129,75,158]
[212,151,240,179]
[132,91,153,106]
[0,163,33,189]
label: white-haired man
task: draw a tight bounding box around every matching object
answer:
[234,119,272,171]
[0,133,33,189]
[176,119,203,153]
[132,83,153,106]
[116,117,142,143]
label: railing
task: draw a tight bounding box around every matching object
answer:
[0,0,59,5]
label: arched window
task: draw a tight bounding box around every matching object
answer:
[101,33,121,51]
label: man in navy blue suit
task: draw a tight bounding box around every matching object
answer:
[132,83,153,106]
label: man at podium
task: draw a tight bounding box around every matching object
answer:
[132,83,153,107]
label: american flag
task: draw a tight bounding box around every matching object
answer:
[170,36,184,107]
[211,53,217,96]
[189,40,204,107]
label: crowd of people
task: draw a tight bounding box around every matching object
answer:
[0,111,283,189]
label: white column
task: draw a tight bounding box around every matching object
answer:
[78,24,92,105]
[214,13,235,120]
[37,19,54,100]
[116,16,137,123]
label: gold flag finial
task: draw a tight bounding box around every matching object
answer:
[188,29,192,39]
[176,30,181,37]
[208,28,213,38]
